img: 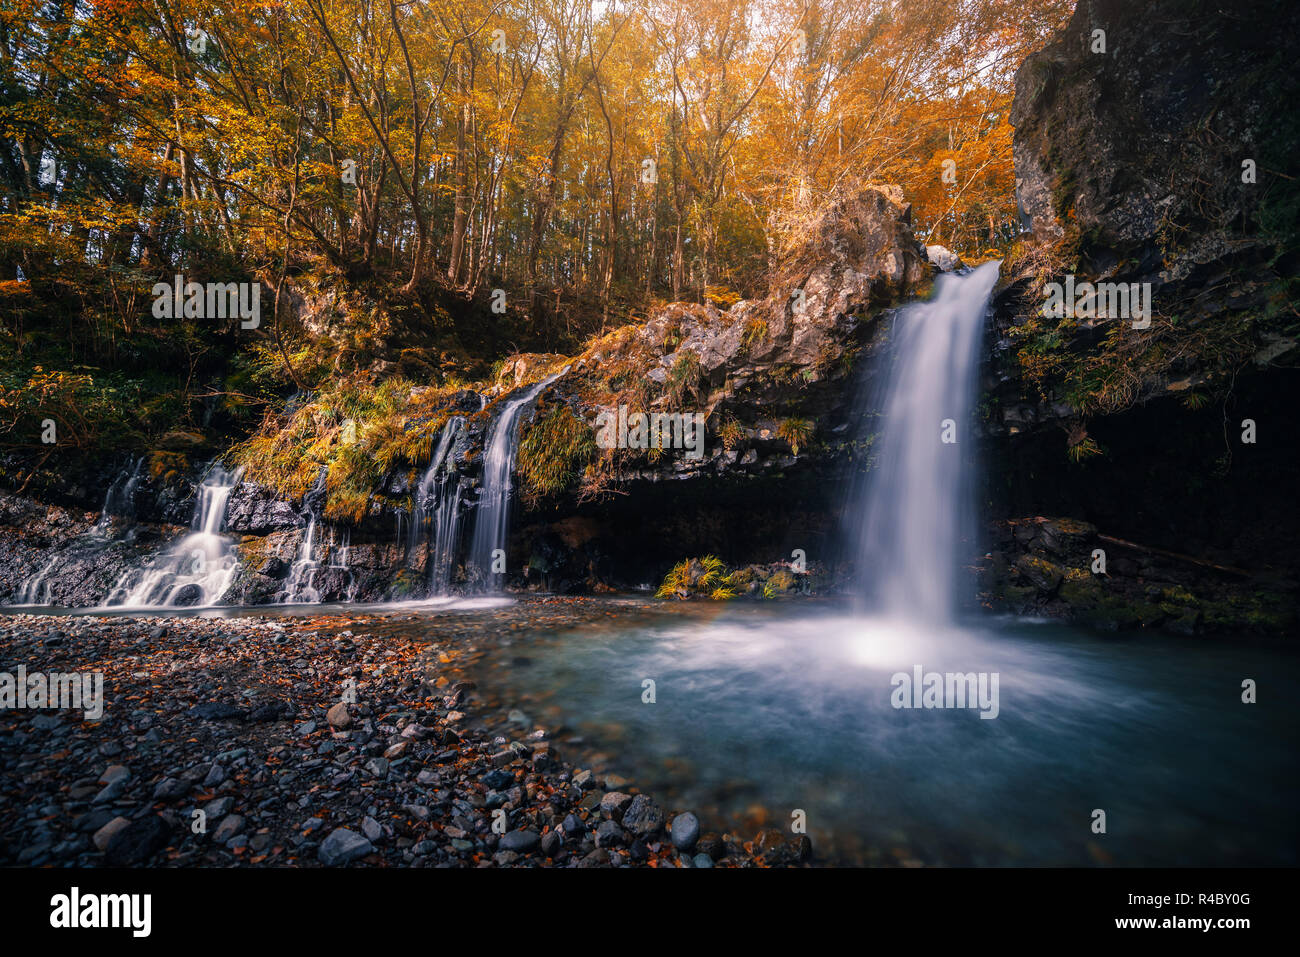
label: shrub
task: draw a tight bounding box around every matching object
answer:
[778,417,815,455]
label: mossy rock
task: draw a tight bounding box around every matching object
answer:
[1014,554,1065,594]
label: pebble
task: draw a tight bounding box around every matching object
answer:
[318,827,372,866]
[498,828,540,853]
[670,812,700,851]
[326,703,351,729]
[92,816,131,851]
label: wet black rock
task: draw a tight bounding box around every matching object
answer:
[187,703,246,721]
[482,768,513,790]
[247,699,290,723]
[104,814,172,865]
[498,828,540,854]
[621,795,665,837]
[594,820,625,848]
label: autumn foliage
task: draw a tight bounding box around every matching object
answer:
[0,0,1071,461]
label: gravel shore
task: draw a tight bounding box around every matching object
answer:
[0,604,812,867]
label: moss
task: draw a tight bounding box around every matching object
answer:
[1200,592,1295,633]
[1016,554,1065,592]
[768,569,796,592]
[1002,583,1040,604]
[1161,585,1197,604]
[1059,578,1167,629]
[147,450,190,484]
[666,351,702,405]
[725,567,755,587]
[230,372,472,522]
[516,402,596,506]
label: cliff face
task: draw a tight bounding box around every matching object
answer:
[2,1,1296,631]
[974,0,1300,630]
[996,0,1300,430]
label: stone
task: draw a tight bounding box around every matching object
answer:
[599,791,633,821]
[498,829,540,853]
[188,702,244,721]
[104,814,172,865]
[621,794,665,837]
[92,780,126,804]
[925,244,963,272]
[92,816,131,851]
[152,777,187,800]
[482,769,513,790]
[318,827,373,866]
[326,702,351,729]
[212,814,244,844]
[696,833,725,860]
[248,699,289,723]
[670,812,700,851]
[75,809,117,834]
[595,820,625,848]
[98,765,130,786]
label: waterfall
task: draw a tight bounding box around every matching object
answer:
[15,555,58,605]
[469,370,566,590]
[93,457,143,535]
[12,458,143,605]
[279,516,321,603]
[851,261,1000,621]
[276,469,361,604]
[410,415,468,594]
[110,464,243,608]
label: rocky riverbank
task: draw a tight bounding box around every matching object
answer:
[0,601,812,868]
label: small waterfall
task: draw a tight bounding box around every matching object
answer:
[331,528,359,602]
[410,415,468,594]
[93,457,143,535]
[276,470,359,604]
[12,458,144,605]
[469,370,566,590]
[851,261,1000,621]
[16,555,58,605]
[111,464,243,608]
[279,516,321,603]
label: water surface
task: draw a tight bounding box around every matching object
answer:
[464,603,1297,866]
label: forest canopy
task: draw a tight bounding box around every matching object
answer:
[0,0,1070,464]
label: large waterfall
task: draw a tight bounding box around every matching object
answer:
[469,370,566,590]
[852,261,1000,620]
[109,465,243,608]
